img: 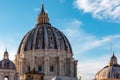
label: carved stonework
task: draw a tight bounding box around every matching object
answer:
[23,68,44,80]
[14,2,77,80]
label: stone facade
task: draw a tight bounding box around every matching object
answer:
[23,68,44,80]
[0,69,17,80]
[14,3,78,80]
[15,49,78,80]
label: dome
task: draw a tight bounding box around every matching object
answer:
[95,54,120,79]
[96,65,120,79]
[17,4,72,54]
[0,59,16,70]
[0,50,16,70]
[14,3,78,80]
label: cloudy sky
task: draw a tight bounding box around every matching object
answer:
[0,0,120,80]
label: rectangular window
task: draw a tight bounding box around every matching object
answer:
[38,66,42,71]
[50,66,54,72]
[28,66,30,72]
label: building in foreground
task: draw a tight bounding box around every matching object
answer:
[95,53,120,80]
[14,3,78,80]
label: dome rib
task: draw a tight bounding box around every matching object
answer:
[35,25,44,49]
[17,3,73,54]
[59,32,67,50]
[60,32,71,52]
[32,25,40,50]
[51,27,60,50]
[25,29,35,51]
[17,23,73,54]
[47,26,57,49]
[65,36,73,53]
[55,29,65,50]
[23,31,33,52]
[44,24,49,49]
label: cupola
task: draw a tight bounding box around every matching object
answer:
[36,4,49,25]
[95,53,120,80]
[109,53,118,66]
[4,49,9,59]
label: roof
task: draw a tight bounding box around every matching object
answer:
[96,54,120,79]
[17,4,72,54]
[0,59,16,70]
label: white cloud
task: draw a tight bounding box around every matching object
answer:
[0,18,120,80]
[34,8,40,12]
[62,19,120,79]
[62,19,96,54]
[62,19,120,55]
[73,0,120,23]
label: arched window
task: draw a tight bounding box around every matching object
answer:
[41,76,43,80]
[38,66,42,72]
[4,76,9,80]
[116,74,119,78]
[7,63,10,69]
[50,65,54,72]
[28,66,30,72]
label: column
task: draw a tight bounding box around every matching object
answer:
[70,60,74,76]
[56,57,59,75]
[66,58,70,76]
[64,59,66,76]
[19,60,23,80]
[59,57,64,76]
[44,56,49,75]
[10,76,14,80]
[0,76,3,80]
[32,50,35,69]
[74,60,78,77]
[61,59,65,76]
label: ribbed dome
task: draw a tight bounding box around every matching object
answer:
[95,54,120,79]
[96,65,120,79]
[0,50,16,70]
[0,59,16,70]
[17,4,72,54]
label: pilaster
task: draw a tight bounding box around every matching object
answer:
[44,56,49,75]
[70,59,74,76]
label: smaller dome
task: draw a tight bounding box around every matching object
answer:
[0,59,16,70]
[96,65,120,79]
[95,54,120,79]
[0,50,16,70]
[110,53,118,66]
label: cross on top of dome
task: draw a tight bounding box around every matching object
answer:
[36,0,49,25]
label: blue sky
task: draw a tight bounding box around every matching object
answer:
[0,0,120,80]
